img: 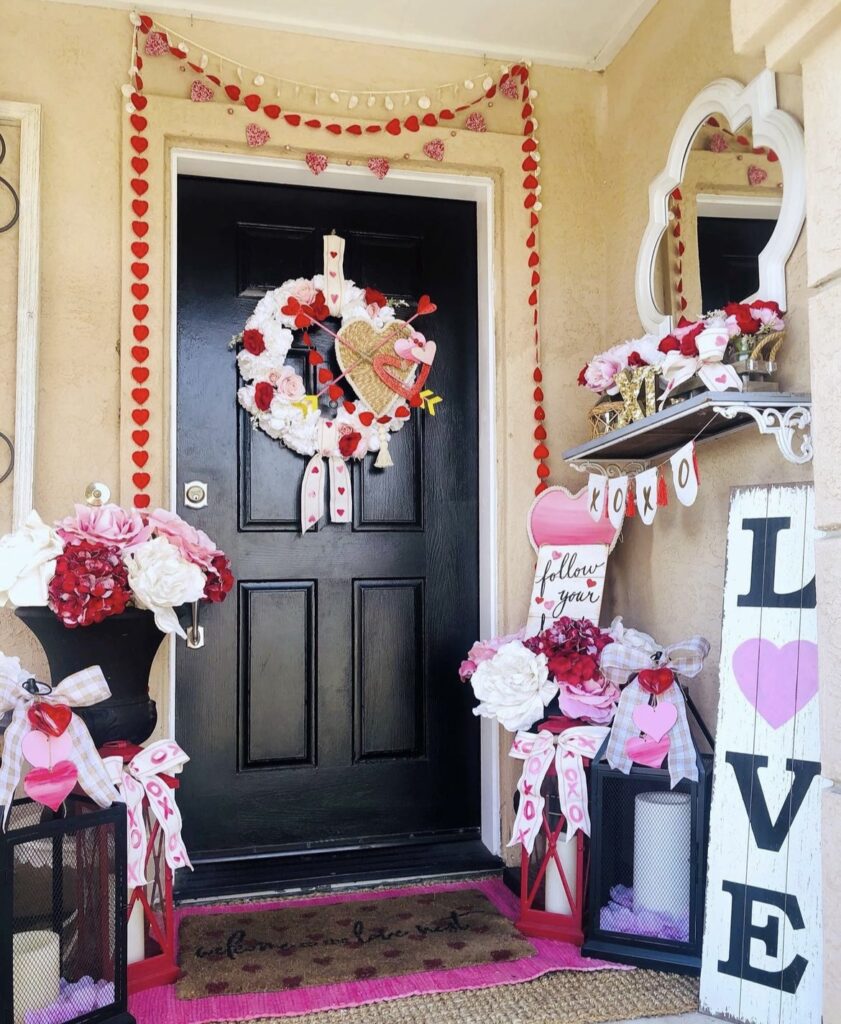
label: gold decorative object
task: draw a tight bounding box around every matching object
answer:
[588,399,625,438]
[614,366,658,428]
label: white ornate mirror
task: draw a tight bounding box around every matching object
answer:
[635,69,805,337]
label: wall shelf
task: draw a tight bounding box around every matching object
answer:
[562,392,813,470]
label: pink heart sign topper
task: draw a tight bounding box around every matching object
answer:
[732,638,819,730]
[527,485,621,554]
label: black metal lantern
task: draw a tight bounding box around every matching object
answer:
[582,708,713,974]
[0,797,134,1024]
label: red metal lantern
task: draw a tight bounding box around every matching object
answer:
[99,741,181,994]
[515,717,589,944]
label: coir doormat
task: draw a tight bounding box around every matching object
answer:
[129,878,626,1023]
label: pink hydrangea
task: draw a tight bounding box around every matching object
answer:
[57,503,152,552]
[459,628,526,681]
[146,508,218,569]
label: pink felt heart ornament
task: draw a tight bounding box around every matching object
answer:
[411,339,436,365]
[24,761,79,811]
[394,337,417,361]
[22,730,74,769]
[626,735,670,768]
[632,701,678,742]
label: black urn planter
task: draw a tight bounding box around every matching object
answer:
[15,606,165,746]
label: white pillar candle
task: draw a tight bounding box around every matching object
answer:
[127,894,146,965]
[13,930,60,1024]
[633,791,692,919]
[545,832,578,915]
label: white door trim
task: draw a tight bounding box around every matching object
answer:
[169,148,501,855]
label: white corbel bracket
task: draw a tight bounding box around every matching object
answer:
[712,403,813,464]
[567,460,651,477]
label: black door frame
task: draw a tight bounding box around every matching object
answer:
[169,149,501,877]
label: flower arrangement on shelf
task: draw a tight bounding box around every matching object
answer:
[577,299,786,404]
[460,617,618,732]
[0,505,234,637]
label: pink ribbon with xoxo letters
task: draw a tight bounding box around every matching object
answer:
[508,725,609,854]
[104,740,192,887]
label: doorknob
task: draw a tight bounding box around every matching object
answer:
[184,480,208,508]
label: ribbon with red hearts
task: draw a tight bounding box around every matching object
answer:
[103,739,192,886]
[300,419,352,533]
[599,621,709,786]
[0,663,121,826]
[507,725,609,853]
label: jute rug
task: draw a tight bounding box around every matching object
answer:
[129,878,630,1023]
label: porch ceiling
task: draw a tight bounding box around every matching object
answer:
[43,0,660,69]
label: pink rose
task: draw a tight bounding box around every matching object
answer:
[583,353,624,394]
[57,503,152,551]
[557,676,620,725]
[290,280,318,305]
[276,367,305,400]
[146,508,218,569]
[459,628,526,681]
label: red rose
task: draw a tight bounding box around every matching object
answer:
[548,651,598,685]
[203,553,234,604]
[627,351,645,367]
[749,299,782,315]
[47,541,131,628]
[658,335,679,354]
[338,430,362,459]
[725,302,761,334]
[577,363,589,386]
[254,381,274,411]
[679,323,704,357]
[364,287,387,308]
[242,328,265,355]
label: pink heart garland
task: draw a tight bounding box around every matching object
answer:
[632,701,677,742]
[190,80,214,103]
[24,761,79,812]
[367,157,390,180]
[748,165,768,186]
[22,730,74,769]
[144,31,169,56]
[305,152,328,176]
[246,123,270,148]
[626,735,670,768]
[422,139,445,162]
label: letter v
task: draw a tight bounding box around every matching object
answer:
[726,752,821,852]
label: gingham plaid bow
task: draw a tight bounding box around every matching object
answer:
[599,620,709,787]
[104,740,193,887]
[0,662,121,827]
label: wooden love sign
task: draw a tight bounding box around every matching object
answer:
[525,486,621,635]
[700,484,822,1024]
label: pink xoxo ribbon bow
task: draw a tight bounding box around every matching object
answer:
[659,326,743,404]
[0,663,121,827]
[300,419,353,532]
[507,725,609,854]
[104,739,193,887]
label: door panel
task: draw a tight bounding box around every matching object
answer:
[175,176,483,884]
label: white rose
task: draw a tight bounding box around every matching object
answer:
[469,640,556,732]
[0,652,31,687]
[125,537,206,638]
[0,511,64,608]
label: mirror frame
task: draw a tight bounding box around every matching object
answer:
[635,69,805,337]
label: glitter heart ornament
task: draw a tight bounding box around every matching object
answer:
[305,152,328,175]
[245,123,270,147]
[190,80,214,102]
[367,157,390,180]
[422,139,445,162]
[144,31,169,56]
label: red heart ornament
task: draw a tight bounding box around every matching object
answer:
[130,136,148,154]
[263,104,281,119]
[638,667,675,695]
[131,93,147,111]
[358,411,375,427]
[131,157,148,175]
[24,761,79,812]
[132,221,148,238]
[416,294,437,316]
[131,262,148,279]
[131,345,149,363]
[132,201,149,218]
[132,387,150,404]
[133,472,151,489]
[134,494,151,509]
[132,451,149,467]
[132,367,149,383]
[372,354,430,402]
[132,409,150,425]
[27,702,73,737]
[131,242,148,259]
[131,178,148,196]
[385,118,402,135]
[133,325,149,341]
[284,114,301,126]
[225,85,241,101]
[133,303,149,320]
[132,429,149,446]
[243,93,261,111]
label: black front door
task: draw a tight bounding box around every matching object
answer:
[175,176,491,897]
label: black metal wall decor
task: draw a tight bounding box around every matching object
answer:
[582,714,713,975]
[0,797,134,1024]
[0,133,20,234]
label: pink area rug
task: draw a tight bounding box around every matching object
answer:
[129,877,625,1023]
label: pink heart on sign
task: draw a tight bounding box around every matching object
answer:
[528,486,621,554]
[632,701,677,741]
[626,735,670,768]
[551,550,562,559]
[24,761,78,811]
[543,600,555,610]
[22,730,74,769]
[715,374,727,384]
[732,638,819,729]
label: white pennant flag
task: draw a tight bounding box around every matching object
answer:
[634,467,659,525]
[607,475,628,530]
[587,473,606,522]
[670,441,699,507]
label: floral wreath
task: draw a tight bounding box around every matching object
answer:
[234,235,439,532]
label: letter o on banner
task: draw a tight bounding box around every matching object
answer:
[607,475,628,530]
[670,441,699,507]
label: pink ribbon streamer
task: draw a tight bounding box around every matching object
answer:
[301,420,352,532]
[508,725,609,853]
[104,739,192,887]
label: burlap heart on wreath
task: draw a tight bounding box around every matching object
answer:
[335,319,417,416]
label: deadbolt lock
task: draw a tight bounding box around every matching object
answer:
[184,480,208,509]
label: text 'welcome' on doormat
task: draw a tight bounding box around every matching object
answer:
[129,878,628,1023]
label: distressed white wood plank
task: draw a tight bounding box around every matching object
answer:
[700,484,821,1024]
